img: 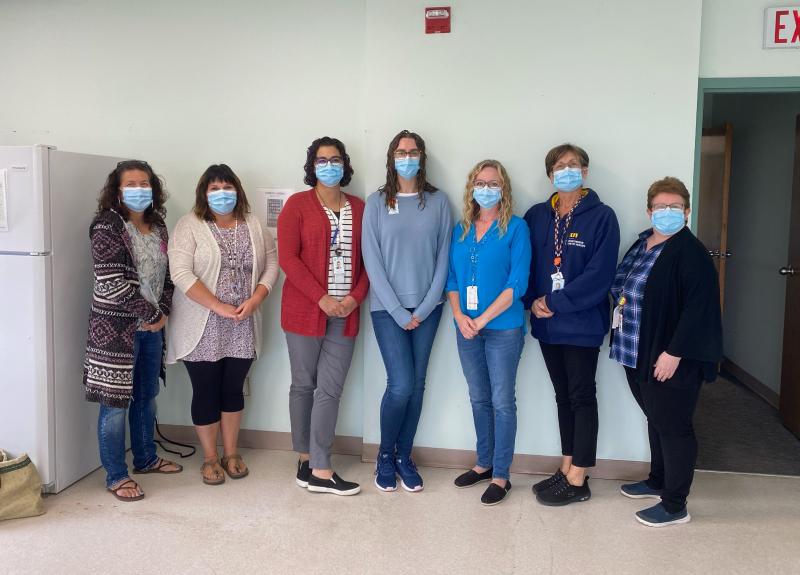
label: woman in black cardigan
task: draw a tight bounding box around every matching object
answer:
[609,176,722,527]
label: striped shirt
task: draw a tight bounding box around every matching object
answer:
[323,201,353,300]
[609,230,665,368]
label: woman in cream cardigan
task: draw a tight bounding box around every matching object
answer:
[167,164,278,485]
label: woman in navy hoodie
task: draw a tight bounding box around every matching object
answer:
[522,144,620,506]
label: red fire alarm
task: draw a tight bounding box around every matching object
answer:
[425,6,451,34]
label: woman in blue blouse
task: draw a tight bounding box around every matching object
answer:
[446,159,531,506]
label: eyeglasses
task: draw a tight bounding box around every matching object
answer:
[473,180,501,190]
[117,160,151,169]
[314,157,344,168]
[394,149,422,160]
[552,162,582,171]
[651,203,685,211]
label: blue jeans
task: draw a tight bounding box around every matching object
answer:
[456,326,524,481]
[372,305,444,458]
[98,330,162,488]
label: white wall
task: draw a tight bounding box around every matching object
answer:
[0,0,369,438]
[710,93,800,393]
[2,0,710,464]
[700,0,800,78]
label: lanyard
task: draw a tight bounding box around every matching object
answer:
[326,207,344,256]
[552,195,581,272]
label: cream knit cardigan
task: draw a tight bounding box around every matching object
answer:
[166,212,279,364]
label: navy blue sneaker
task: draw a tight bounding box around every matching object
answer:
[395,455,423,492]
[620,480,663,500]
[635,503,691,527]
[374,452,397,492]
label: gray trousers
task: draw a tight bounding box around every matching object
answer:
[286,318,356,470]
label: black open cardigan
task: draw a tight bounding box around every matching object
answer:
[612,227,723,385]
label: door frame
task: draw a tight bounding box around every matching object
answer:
[692,76,800,229]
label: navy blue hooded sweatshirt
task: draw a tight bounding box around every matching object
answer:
[522,189,620,347]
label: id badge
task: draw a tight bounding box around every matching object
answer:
[466,285,478,311]
[333,256,346,284]
[551,271,565,292]
[612,305,623,330]
[388,203,399,215]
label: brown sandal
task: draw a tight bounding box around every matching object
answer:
[201,458,225,485]
[221,454,249,479]
[108,478,145,502]
[133,457,183,475]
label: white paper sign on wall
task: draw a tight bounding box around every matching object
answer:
[765,6,800,48]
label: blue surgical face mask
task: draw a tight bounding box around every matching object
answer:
[472,186,502,209]
[394,157,420,180]
[207,190,238,215]
[315,163,344,187]
[651,208,686,236]
[121,187,153,212]
[553,167,583,192]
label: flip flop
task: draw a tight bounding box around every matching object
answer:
[108,479,145,502]
[133,457,183,474]
[201,459,225,485]
[221,454,249,479]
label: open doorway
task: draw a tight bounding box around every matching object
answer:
[693,84,800,476]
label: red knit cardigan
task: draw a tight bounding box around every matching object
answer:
[277,189,369,337]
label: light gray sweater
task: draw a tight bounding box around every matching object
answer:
[361,189,452,327]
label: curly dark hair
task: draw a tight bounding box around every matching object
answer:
[193,164,251,222]
[96,160,167,224]
[303,136,354,188]
[380,129,437,209]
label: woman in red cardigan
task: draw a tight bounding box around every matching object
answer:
[278,136,368,496]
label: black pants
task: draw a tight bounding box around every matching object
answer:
[184,357,253,425]
[624,363,703,513]
[539,342,599,468]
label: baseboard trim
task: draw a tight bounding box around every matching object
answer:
[721,358,780,409]
[158,425,649,481]
[361,443,649,481]
[157,425,363,456]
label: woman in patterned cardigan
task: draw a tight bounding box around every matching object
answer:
[83,160,182,502]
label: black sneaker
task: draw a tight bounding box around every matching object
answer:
[295,459,311,488]
[307,472,361,496]
[532,469,565,494]
[454,467,493,488]
[536,476,591,506]
[481,481,512,506]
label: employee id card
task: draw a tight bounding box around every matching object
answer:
[612,305,623,330]
[466,285,478,310]
[551,271,565,292]
[333,255,346,284]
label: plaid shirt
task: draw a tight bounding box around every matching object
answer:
[609,230,665,368]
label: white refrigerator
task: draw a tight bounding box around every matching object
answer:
[0,145,124,493]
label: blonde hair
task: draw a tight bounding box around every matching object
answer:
[459,159,514,241]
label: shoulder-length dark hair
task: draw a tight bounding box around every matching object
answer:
[193,164,251,221]
[380,129,437,209]
[303,136,354,188]
[96,160,167,225]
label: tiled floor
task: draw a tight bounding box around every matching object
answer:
[4,449,799,574]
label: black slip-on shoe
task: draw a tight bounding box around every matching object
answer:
[536,476,591,506]
[295,459,311,488]
[307,472,361,496]
[532,469,565,494]
[481,481,512,506]
[454,467,493,488]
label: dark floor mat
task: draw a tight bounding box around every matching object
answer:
[695,376,800,476]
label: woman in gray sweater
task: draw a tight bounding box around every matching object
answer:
[361,130,452,492]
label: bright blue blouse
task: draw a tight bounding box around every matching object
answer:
[446,215,531,330]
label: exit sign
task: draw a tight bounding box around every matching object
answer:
[765,6,800,48]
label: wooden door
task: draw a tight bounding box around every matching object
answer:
[697,124,733,312]
[780,115,800,436]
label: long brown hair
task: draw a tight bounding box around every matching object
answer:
[379,130,437,208]
[193,164,251,221]
[459,159,513,241]
[96,160,167,224]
